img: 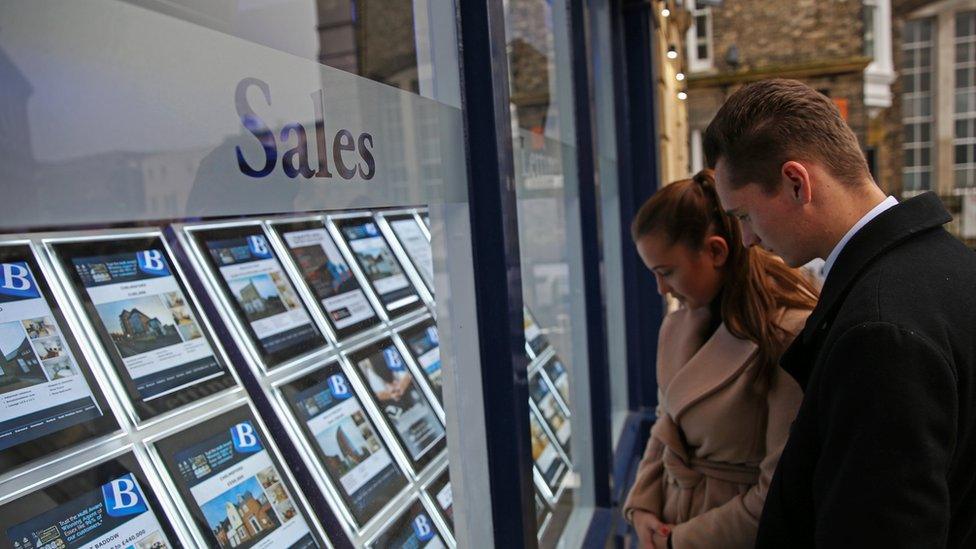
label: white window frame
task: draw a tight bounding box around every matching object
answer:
[863,0,896,110]
[952,10,976,189]
[686,0,713,72]
[901,17,936,193]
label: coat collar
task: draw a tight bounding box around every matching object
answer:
[658,308,759,421]
[799,192,950,346]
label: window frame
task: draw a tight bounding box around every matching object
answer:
[686,0,714,72]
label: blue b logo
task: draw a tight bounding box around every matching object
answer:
[412,514,435,542]
[328,374,351,399]
[102,474,148,518]
[0,263,39,299]
[247,235,272,258]
[231,421,262,453]
[137,250,170,276]
[383,347,405,371]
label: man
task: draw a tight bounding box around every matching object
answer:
[703,79,976,547]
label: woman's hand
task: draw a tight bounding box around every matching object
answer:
[632,510,674,548]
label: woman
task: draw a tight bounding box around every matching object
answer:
[623,169,818,548]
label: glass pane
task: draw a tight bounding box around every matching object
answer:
[957,91,971,114]
[903,73,916,92]
[504,0,593,543]
[921,18,932,41]
[920,71,932,92]
[0,1,479,547]
[957,42,972,64]
[120,0,422,93]
[903,171,916,190]
[863,5,876,57]
[905,97,917,117]
[956,166,975,187]
[956,11,976,38]
[696,15,708,38]
[960,68,972,89]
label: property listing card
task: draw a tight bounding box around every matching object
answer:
[386,215,433,292]
[53,237,236,420]
[522,307,549,357]
[196,227,326,369]
[280,362,407,527]
[400,321,443,406]
[349,340,445,472]
[0,453,178,549]
[0,245,117,473]
[534,488,551,532]
[273,220,379,339]
[158,410,320,549]
[425,470,453,533]
[334,217,422,318]
[542,357,570,409]
[368,499,445,549]
[529,412,568,493]
[529,372,571,454]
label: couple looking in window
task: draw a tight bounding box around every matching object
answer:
[624,79,976,548]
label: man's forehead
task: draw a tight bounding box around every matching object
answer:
[713,160,762,207]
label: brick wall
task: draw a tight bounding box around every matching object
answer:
[686,0,872,181]
[707,0,865,74]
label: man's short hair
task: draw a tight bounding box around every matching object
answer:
[702,79,871,193]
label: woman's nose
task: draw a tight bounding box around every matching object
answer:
[741,225,760,248]
[654,273,670,296]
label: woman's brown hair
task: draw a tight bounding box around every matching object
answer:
[631,169,819,379]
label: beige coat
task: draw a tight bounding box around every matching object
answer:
[623,306,808,548]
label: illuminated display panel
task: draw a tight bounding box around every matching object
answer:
[279,361,408,527]
[191,225,327,369]
[52,236,236,421]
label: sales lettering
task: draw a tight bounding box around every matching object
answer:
[235,77,376,181]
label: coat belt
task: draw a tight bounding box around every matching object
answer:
[661,446,760,488]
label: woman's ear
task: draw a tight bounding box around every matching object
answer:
[704,235,729,268]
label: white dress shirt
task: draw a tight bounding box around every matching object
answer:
[821,196,898,280]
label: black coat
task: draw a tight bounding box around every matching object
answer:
[756,192,976,547]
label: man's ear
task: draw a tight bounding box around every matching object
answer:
[704,235,729,268]
[782,161,813,205]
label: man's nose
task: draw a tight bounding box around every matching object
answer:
[654,273,670,296]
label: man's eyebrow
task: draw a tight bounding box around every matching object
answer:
[724,208,740,216]
[650,263,671,271]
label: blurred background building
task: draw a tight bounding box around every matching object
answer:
[659,0,975,247]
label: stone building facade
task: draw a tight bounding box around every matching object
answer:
[675,0,975,247]
[679,0,879,185]
[882,0,975,245]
